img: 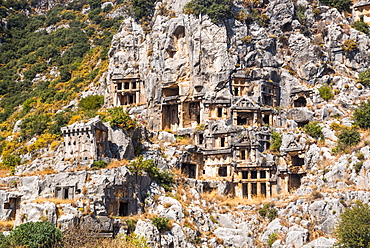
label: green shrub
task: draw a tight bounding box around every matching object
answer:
[353,161,363,173]
[270,132,282,152]
[338,128,361,146]
[5,221,62,248]
[354,101,370,128]
[106,107,137,130]
[353,20,369,34]
[304,122,324,140]
[268,232,278,247]
[318,85,334,101]
[20,114,51,140]
[2,154,21,168]
[183,0,234,23]
[358,70,370,87]
[258,203,278,221]
[49,110,72,136]
[91,160,108,170]
[129,156,174,191]
[335,202,370,248]
[79,95,104,111]
[126,219,138,234]
[132,0,156,21]
[151,217,171,233]
[320,0,352,12]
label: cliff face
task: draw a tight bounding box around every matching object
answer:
[2,0,370,247]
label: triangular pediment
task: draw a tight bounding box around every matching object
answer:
[232,97,259,109]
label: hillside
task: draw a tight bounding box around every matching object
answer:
[1,0,370,247]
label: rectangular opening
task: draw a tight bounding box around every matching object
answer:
[241,150,246,160]
[163,87,179,97]
[119,202,129,216]
[261,183,266,196]
[251,171,257,179]
[251,183,257,196]
[220,137,226,147]
[234,87,239,96]
[260,170,266,179]
[124,82,130,90]
[217,107,223,118]
[117,83,122,91]
[218,167,227,177]
[181,163,196,179]
[63,188,69,199]
[288,174,302,193]
[237,112,253,126]
[242,183,248,198]
[189,102,200,124]
[129,95,135,104]
[198,133,204,144]
[162,104,179,130]
[4,198,20,220]
[263,114,270,125]
[292,155,304,166]
[242,171,248,179]
[132,81,137,89]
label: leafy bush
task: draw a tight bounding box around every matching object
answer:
[151,217,171,233]
[353,20,369,34]
[78,95,104,114]
[5,221,62,248]
[91,160,108,170]
[268,232,278,247]
[335,202,370,248]
[258,203,278,221]
[106,107,137,130]
[338,128,361,146]
[318,85,334,101]
[353,161,363,173]
[20,114,51,140]
[358,69,370,87]
[49,110,73,136]
[129,156,174,191]
[354,101,370,128]
[126,219,138,234]
[183,0,234,23]
[2,154,21,168]
[132,0,156,21]
[270,132,282,152]
[320,0,352,12]
[304,122,324,140]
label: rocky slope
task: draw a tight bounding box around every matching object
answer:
[2,0,370,247]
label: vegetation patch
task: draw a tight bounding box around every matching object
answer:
[0,221,62,248]
[151,216,172,233]
[318,85,334,101]
[335,202,370,247]
[354,101,370,129]
[183,0,234,23]
[258,203,278,221]
[128,156,174,191]
[304,122,324,140]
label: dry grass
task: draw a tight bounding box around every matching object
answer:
[33,197,77,205]
[22,166,57,177]
[106,159,129,169]
[174,136,193,146]
[0,167,11,177]
[0,220,14,231]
